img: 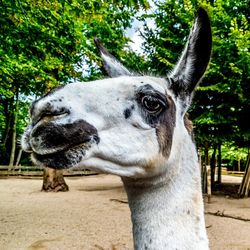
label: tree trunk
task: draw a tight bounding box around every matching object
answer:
[8,90,19,170]
[42,167,69,192]
[238,157,241,172]
[217,143,222,184]
[204,142,209,166]
[0,97,14,165]
[210,145,216,189]
[2,97,14,146]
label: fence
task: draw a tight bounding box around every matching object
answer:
[0,165,95,177]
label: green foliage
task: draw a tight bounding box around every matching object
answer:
[140,0,249,152]
[194,0,249,148]
[139,0,197,74]
[0,0,150,164]
[0,0,248,167]
[221,143,248,162]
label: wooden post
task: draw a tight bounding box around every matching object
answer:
[217,143,222,184]
[204,142,209,166]
[237,157,241,172]
[198,149,206,193]
[245,171,250,197]
[8,90,19,171]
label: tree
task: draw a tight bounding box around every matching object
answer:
[0,0,150,190]
[139,0,249,188]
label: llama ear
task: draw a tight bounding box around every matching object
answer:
[170,8,212,97]
[94,38,132,77]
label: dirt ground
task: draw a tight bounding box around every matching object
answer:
[0,174,249,250]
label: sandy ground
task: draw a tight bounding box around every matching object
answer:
[0,174,250,250]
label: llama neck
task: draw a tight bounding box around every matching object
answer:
[122,147,208,250]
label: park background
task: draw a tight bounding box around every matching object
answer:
[0,0,249,190]
[0,1,250,249]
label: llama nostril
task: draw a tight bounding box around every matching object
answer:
[33,107,70,125]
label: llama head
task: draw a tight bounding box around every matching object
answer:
[22,8,211,178]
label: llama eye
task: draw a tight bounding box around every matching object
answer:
[141,96,163,114]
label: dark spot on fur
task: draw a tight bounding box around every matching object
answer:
[187,210,191,215]
[124,109,131,119]
[124,105,134,119]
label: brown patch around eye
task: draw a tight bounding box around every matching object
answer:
[156,95,176,157]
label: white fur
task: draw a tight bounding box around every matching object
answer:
[101,52,131,77]
[123,110,208,249]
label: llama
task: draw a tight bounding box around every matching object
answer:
[22,8,212,250]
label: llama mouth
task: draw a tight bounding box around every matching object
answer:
[31,144,88,169]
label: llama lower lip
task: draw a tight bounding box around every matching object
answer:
[32,144,87,169]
